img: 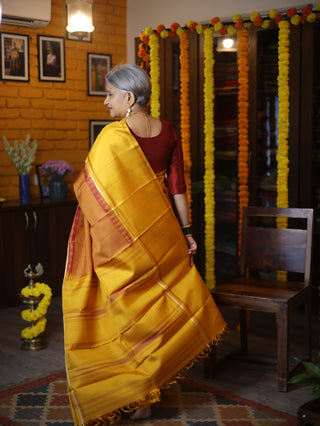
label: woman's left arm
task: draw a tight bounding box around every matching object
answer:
[172,193,197,266]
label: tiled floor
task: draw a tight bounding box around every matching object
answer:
[0,296,317,418]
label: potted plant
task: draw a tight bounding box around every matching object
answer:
[40,160,74,202]
[2,134,37,204]
[289,355,320,423]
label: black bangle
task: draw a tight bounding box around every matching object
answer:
[181,225,192,236]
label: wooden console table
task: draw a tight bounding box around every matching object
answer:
[0,197,77,308]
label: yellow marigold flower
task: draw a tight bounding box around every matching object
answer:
[214,21,222,31]
[262,19,271,28]
[307,12,316,23]
[250,11,259,21]
[196,24,203,34]
[317,2,320,11]
[278,20,290,29]
[269,9,279,19]
[176,26,184,36]
[227,25,237,36]
[160,30,169,38]
[144,26,153,36]
[291,14,301,25]
[233,13,242,23]
[244,22,252,29]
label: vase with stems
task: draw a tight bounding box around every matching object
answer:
[19,174,31,205]
[2,134,37,205]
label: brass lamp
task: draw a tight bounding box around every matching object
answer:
[66,0,94,40]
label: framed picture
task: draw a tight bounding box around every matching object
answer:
[38,35,65,82]
[66,31,92,43]
[36,165,50,198]
[89,120,114,148]
[87,53,111,96]
[0,32,29,81]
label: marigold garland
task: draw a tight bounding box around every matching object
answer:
[276,20,290,212]
[276,20,290,280]
[237,29,250,256]
[149,33,160,118]
[179,30,192,214]
[138,4,320,287]
[203,27,216,290]
[21,282,52,340]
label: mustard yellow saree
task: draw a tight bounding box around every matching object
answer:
[62,119,226,425]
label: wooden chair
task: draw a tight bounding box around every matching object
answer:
[208,206,314,392]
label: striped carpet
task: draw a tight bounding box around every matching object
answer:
[0,371,296,425]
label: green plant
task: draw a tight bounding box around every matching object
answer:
[289,355,320,399]
[2,134,37,175]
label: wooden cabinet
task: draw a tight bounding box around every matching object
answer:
[0,197,77,307]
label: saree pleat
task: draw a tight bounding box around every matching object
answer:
[63,119,226,425]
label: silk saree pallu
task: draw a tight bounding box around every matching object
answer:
[63,120,226,425]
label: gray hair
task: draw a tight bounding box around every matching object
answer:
[105,64,151,107]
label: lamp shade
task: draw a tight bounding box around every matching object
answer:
[66,0,94,34]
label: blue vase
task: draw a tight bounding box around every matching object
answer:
[19,174,30,205]
[49,175,68,201]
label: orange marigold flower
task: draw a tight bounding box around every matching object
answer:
[219,26,227,35]
[210,17,220,25]
[235,19,243,29]
[301,16,307,23]
[302,5,312,16]
[189,21,197,31]
[138,48,147,57]
[286,7,297,17]
[156,24,165,34]
[140,33,148,43]
[254,15,263,26]
[170,22,180,33]
[275,14,283,23]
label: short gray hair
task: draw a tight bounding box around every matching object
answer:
[105,64,151,107]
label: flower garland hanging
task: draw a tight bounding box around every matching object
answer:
[276,19,290,280]
[203,27,215,291]
[276,20,290,211]
[149,31,160,118]
[178,28,192,212]
[237,28,250,255]
[21,282,52,340]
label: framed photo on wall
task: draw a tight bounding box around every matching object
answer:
[38,35,65,82]
[0,32,29,81]
[87,53,111,96]
[89,120,114,148]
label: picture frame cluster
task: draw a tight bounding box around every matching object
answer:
[0,32,111,91]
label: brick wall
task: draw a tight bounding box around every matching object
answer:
[0,0,127,200]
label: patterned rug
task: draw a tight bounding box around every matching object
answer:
[0,371,296,425]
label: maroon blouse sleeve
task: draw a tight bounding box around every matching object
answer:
[166,125,186,195]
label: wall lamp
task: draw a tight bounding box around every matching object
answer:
[66,0,94,40]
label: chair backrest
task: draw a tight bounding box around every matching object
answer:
[240,206,314,286]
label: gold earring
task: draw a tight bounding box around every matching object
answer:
[126,107,132,117]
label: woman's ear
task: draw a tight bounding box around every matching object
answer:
[127,91,136,107]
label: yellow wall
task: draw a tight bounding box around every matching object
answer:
[0,0,127,200]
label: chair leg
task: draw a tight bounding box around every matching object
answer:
[239,309,248,355]
[277,306,289,392]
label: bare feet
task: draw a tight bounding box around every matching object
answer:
[130,406,151,421]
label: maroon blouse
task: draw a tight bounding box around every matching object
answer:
[129,120,186,195]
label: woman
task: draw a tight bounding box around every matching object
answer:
[63,64,226,425]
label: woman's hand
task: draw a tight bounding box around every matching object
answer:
[185,235,197,266]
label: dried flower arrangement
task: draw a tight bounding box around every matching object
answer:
[2,134,37,175]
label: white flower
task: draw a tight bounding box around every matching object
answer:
[2,134,37,175]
